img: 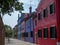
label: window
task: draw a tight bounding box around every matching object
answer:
[38,13,42,20]
[22,33,24,37]
[50,3,55,14]
[43,9,48,18]
[44,28,48,38]
[38,29,42,38]
[23,33,25,37]
[50,26,56,38]
[35,20,37,26]
[30,31,33,37]
[24,32,28,37]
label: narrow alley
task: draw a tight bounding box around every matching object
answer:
[5,38,37,45]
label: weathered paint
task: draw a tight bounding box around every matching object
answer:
[55,0,60,44]
[21,21,25,41]
[34,17,38,44]
[36,0,59,45]
[25,18,31,42]
[18,13,25,40]
[18,18,21,39]
[30,18,34,43]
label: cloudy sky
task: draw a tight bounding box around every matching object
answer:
[3,0,40,28]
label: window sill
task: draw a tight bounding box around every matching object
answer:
[49,13,55,16]
[44,38,48,39]
[38,38,42,39]
[50,38,56,39]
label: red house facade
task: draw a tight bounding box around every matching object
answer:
[35,0,60,45]
[20,21,25,41]
[33,13,38,44]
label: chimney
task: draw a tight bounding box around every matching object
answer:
[29,6,32,15]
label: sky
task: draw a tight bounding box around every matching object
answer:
[3,0,40,28]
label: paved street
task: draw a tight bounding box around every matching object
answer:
[5,38,37,45]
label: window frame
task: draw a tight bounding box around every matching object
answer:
[50,26,57,38]
[44,28,48,38]
[30,31,33,37]
[24,32,28,37]
[43,8,48,18]
[38,13,42,20]
[35,20,37,26]
[38,29,42,38]
[49,2,55,14]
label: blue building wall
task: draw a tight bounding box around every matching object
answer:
[18,17,21,39]
[25,18,31,42]
[18,13,34,43]
[25,17,34,43]
[30,18,34,43]
[18,13,25,39]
